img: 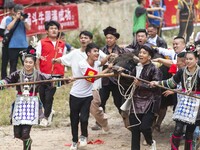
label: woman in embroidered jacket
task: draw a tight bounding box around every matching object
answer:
[129,43,162,150]
[150,49,200,150]
[0,46,55,150]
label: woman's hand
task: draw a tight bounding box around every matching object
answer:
[162,90,174,97]
[149,81,159,88]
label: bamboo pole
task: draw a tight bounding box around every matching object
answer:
[120,73,200,99]
[0,73,116,87]
[51,31,62,75]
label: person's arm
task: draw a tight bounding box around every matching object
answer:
[176,9,180,25]
[146,7,164,12]
[156,47,175,59]
[152,58,173,67]
[52,57,62,64]
[52,50,75,66]
[147,14,162,20]
[6,17,19,31]
[35,41,42,71]
[23,19,30,31]
[176,2,182,25]
[100,53,117,66]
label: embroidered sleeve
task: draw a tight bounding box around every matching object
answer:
[159,77,177,89]
[4,71,20,84]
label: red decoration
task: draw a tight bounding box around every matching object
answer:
[29,49,35,54]
[84,68,98,83]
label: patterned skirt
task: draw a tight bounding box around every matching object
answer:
[12,96,39,125]
[173,94,200,124]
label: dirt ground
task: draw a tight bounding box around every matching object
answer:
[0,107,189,150]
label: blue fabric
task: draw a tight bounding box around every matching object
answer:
[149,10,161,27]
[66,43,71,52]
[6,17,28,48]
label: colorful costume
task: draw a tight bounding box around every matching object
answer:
[159,66,200,150]
[1,69,52,150]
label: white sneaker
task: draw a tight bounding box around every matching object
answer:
[149,140,156,150]
[48,109,55,125]
[39,118,48,127]
[79,135,87,147]
[70,142,78,150]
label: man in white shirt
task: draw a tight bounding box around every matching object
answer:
[153,36,186,67]
[53,40,111,150]
[53,31,112,150]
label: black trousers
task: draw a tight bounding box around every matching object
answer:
[178,21,193,43]
[39,85,56,118]
[129,111,154,150]
[99,84,123,113]
[173,121,196,140]
[69,94,92,142]
[8,48,24,74]
[14,125,32,140]
[1,45,9,79]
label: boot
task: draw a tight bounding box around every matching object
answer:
[170,134,181,150]
[184,140,192,150]
[23,138,32,150]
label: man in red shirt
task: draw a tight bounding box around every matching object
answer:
[36,20,66,126]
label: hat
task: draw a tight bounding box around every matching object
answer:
[44,20,60,30]
[103,26,120,39]
[140,43,155,58]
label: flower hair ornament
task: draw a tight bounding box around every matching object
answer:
[20,45,37,61]
[185,44,199,56]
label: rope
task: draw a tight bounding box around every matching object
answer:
[117,74,141,128]
[181,0,194,41]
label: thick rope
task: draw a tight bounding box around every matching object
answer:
[117,74,141,128]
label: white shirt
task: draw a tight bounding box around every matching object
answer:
[195,32,200,42]
[93,50,107,90]
[148,35,157,46]
[0,16,9,34]
[61,49,107,97]
[157,47,186,64]
[72,59,101,97]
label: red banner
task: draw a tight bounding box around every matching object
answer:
[164,0,178,27]
[24,4,79,35]
[14,0,51,4]
[0,0,2,6]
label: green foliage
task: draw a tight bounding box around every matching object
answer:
[91,27,106,48]
[0,89,16,125]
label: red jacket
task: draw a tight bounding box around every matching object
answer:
[40,37,65,75]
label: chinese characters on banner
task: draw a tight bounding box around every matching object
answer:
[24,5,79,35]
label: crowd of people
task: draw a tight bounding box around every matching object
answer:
[0,0,200,150]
